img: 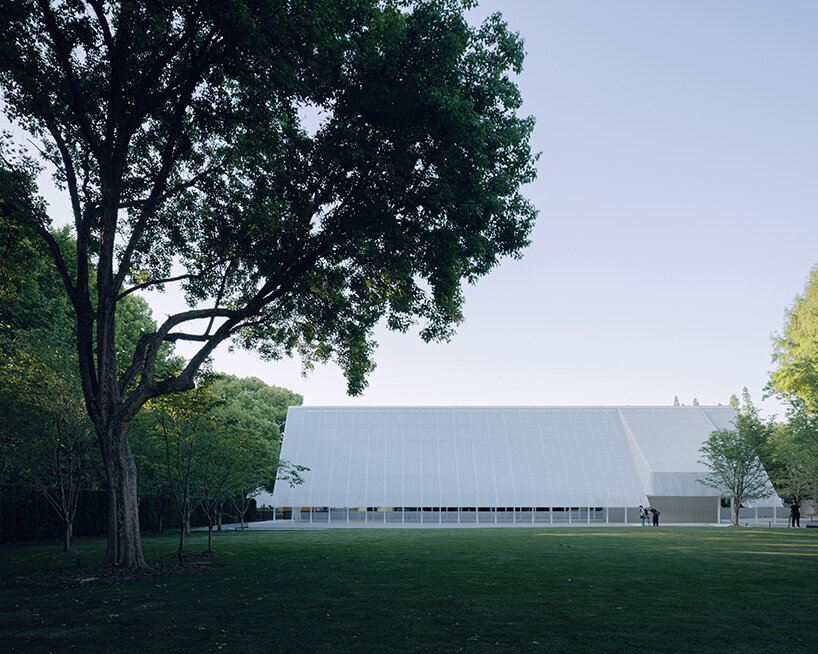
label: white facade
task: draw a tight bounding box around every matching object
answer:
[264,406,779,513]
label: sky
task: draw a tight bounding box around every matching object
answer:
[18,1,818,416]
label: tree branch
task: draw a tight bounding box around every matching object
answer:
[35,0,102,158]
[112,27,223,294]
[88,0,114,52]
[116,272,196,301]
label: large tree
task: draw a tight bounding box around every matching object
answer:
[769,265,818,410]
[0,0,537,569]
[770,402,818,510]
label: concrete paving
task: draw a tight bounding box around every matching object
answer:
[216,519,736,531]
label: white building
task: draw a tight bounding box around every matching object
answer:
[261,406,780,524]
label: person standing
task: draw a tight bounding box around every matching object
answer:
[651,507,660,526]
[790,501,801,528]
[639,505,647,526]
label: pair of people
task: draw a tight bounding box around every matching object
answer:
[639,505,660,526]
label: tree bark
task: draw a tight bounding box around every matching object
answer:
[63,517,72,553]
[178,512,186,553]
[100,426,147,570]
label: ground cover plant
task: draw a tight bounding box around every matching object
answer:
[0,527,815,653]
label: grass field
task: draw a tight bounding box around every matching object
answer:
[0,526,815,653]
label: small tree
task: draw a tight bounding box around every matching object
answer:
[698,427,773,526]
[140,381,218,555]
[0,330,99,551]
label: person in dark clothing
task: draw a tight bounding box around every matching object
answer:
[790,502,801,528]
[651,507,660,526]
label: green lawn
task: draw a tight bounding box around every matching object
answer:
[0,527,815,653]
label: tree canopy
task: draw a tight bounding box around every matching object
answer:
[0,0,537,569]
[769,265,818,410]
[698,392,774,526]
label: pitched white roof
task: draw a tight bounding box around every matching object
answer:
[269,406,778,508]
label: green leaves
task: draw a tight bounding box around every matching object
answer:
[698,392,775,524]
[769,265,818,411]
[134,373,302,517]
[3,0,538,399]
[1,0,537,563]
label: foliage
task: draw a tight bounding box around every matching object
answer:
[135,373,303,550]
[0,0,537,568]
[0,327,100,551]
[138,380,218,553]
[698,393,775,526]
[769,264,818,410]
[766,266,818,512]
[209,375,302,489]
[769,402,818,508]
[0,206,97,550]
[0,209,173,550]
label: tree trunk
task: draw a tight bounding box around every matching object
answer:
[732,497,740,526]
[178,513,186,553]
[207,520,213,554]
[100,428,147,570]
[185,512,192,536]
[63,518,72,553]
[217,503,223,532]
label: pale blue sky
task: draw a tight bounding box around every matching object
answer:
[206,1,816,416]
[249,0,814,416]
[19,1,818,416]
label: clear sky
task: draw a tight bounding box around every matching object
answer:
[24,1,818,416]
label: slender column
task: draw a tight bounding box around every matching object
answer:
[605,507,609,524]
[309,507,313,524]
[384,508,386,524]
[476,507,479,525]
[773,504,777,525]
[328,507,332,524]
[439,507,442,525]
[569,508,572,525]
[513,507,516,524]
[755,506,758,524]
[624,506,627,524]
[272,507,276,523]
[587,507,590,524]
[402,508,405,524]
[494,507,497,525]
[457,507,461,525]
[531,507,535,525]
[550,507,553,524]
[365,508,368,524]
[346,507,349,524]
